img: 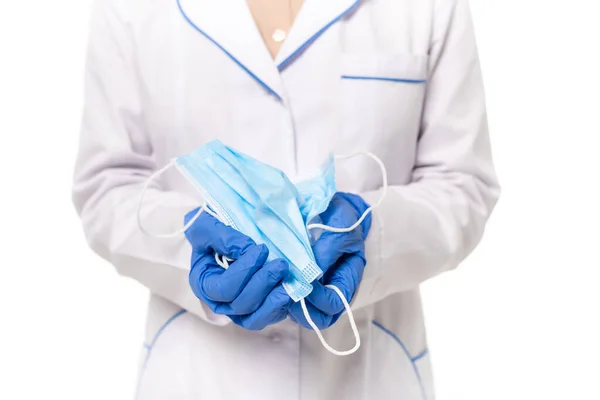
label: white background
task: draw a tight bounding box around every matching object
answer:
[1,0,599,399]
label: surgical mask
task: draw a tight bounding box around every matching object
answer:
[138,140,387,356]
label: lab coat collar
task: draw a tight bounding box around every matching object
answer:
[276,0,361,70]
[177,0,285,100]
[177,0,361,99]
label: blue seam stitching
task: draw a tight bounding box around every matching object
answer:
[176,0,282,100]
[412,348,429,362]
[137,309,187,399]
[341,75,427,84]
[277,0,362,71]
[143,309,187,355]
[372,320,428,400]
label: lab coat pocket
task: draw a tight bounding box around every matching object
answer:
[338,53,428,154]
[341,53,428,83]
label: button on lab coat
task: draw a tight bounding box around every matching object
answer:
[73,0,500,398]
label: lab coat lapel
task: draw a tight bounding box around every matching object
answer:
[276,0,360,70]
[177,0,284,100]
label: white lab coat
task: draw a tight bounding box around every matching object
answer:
[73,0,499,398]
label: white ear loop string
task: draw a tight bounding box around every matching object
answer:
[299,151,387,356]
[138,161,235,266]
[137,160,205,238]
[215,253,233,269]
[306,152,388,232]
[300,286,360,356]
[138,159,224,239]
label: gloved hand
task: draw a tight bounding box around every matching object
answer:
[184,209,293,330]
[288,192,372,330]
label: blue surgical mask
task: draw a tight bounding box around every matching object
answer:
[174,140,333,301]
[138,140,387,356]
[295,154,337,230]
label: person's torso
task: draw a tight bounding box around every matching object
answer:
[127,0,432,196]
[125,0,437,398]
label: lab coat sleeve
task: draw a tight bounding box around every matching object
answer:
[352,0,500,310]
[72,0,229,325]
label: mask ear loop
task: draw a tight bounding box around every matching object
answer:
[305,152,388,232]
[137,159,205,238]
[299,287,360,356]
[138,160,235,266]
[300,152,388,356]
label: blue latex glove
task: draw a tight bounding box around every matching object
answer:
[288,192,372,330]
[184,209,293,330]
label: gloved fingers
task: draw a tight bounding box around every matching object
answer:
[310,192,370,274]
[305,281,351,316]
[288,300,332,330]
[320,193,372,239]
[227,259,289,315]
[188,253,220,301]
[312,229,364,274]
[236,285,293,331]
[319,193,361,227]
[199,244,269,303]
[184,210,256,258]
[307,254,365,315]
[323,252,366,285]
[336,192,372,235]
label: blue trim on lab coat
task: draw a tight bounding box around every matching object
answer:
[177,0,282,100]
[341,75,427,84]
[277,0,362,71]
[372,320,428,400]
[136,309,187,398]
[143,309,187,364]
[412,348,429,362]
